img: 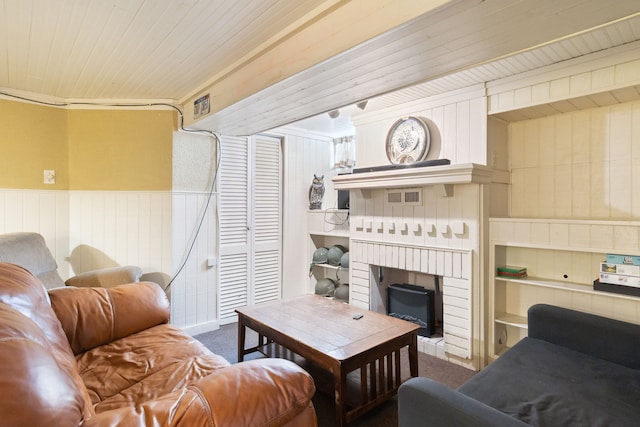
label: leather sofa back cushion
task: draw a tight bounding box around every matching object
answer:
[50,281,170,354]
[0,262,94,419]
[0,305,85,426]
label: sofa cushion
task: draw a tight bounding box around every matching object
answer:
[49,281,171,354]
[0,232,65,288]
[0,304,86,426]
[459,337,640,426]
[76,323,231,412]
[0,263,94,419]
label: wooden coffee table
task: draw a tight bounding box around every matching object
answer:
[236,294,419,426]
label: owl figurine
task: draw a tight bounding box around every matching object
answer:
[308,174,325,210]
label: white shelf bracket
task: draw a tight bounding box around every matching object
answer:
[437,184,454,197]
[354,188,372,199]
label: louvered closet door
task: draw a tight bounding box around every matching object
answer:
[218,135,250,321]
[252,135,282,305]
[218,134,282,323]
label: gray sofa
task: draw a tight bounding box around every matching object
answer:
[0,232,142,289]
[399,304,640,426]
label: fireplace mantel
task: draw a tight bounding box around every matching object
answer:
[333,163,495,198]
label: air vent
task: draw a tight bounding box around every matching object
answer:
[387,191,402,204]
[404,190,420,204]
[404,188,422,206]
[385,188,422,206]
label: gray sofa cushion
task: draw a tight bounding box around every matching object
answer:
[459,337,640,426]
[0,233,64,289]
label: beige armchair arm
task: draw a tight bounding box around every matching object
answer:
[64,265,142,288]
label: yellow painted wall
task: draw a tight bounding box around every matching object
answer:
[0,98,176,190]
[0,99,69,189]
[67,109,175,190]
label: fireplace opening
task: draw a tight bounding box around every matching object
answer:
[369,266,443,337]
[388,283,436,337]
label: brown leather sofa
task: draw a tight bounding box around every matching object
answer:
[0,262,317,426]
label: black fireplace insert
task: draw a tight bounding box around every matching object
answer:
[387,283,436,337]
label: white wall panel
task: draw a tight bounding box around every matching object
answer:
[508,100,640,220]
[0,189,70,278]
[0,187,219,332]
[352,85,487,168]
[272,126,333,298]
[68,191,173,276]
[170,191,217,331]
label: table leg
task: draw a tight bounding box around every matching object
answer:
[408,333,418,377]
[334,367,347,427]
[237,317,246,362]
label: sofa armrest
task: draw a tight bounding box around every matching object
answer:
[528,304,640,369]
[64,265,142,288]
[49,281,170,354]
[83,358,317,427]
[398,378,528,427]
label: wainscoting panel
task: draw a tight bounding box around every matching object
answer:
[68,191,173,275]
[0,189,70,277]
[170,191,218,331]
[1,188,219,333]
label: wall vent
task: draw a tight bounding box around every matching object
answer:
[404,189,421,205]
[386,190,402,204]
[385,188,422,206]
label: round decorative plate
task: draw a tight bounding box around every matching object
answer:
[385,116,430,164]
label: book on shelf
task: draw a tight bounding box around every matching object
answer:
[497,265,527,278]
[601,262,640,277]
[599,272,640,288]
[606,254,640,266]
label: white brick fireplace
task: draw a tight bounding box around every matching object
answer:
[334,163,494,370]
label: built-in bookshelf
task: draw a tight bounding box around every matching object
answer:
[489,217,640,359]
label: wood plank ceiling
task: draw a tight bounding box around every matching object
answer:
[192,0,640,135]
[0,0,328,100]
[1,0,639,136]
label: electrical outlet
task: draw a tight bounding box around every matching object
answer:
[44,170,56,184]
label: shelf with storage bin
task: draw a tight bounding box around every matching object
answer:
[310,263,349,285]
[489,217,640,360]
[308,209,350,298]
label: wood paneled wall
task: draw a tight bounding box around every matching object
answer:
[277,127,334,298]
[353,85,487,168]
[169,191,218,332]
[0,189,70,276]
[509,101,640,219]
[0,188,220,332]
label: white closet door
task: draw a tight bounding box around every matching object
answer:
[252,135,282,304]
[218,134,282,322]
[218,135,250,321]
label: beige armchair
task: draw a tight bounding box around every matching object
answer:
[0,232,141,289]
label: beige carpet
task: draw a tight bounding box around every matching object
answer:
[195,323,476,427]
